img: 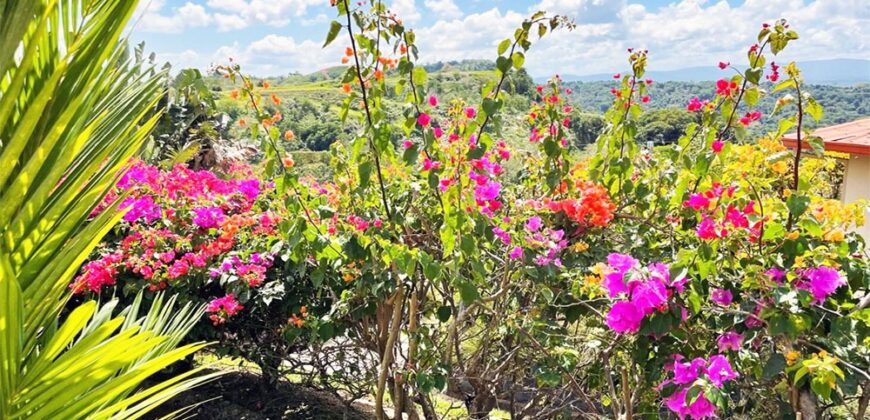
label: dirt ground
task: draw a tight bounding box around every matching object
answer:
[144,369,375,420]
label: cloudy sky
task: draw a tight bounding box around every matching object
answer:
[129,0,869,78]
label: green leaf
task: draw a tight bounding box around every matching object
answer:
[437,306,452,322]
[806,135,825,156]
[762,354,787,380]
[805,97,823,123]
[324,21,342,47]
[497,38,511,56]
[745,67,763,85]
[511,52,525,69]
[786,194,810,219]
[458,281,480,304]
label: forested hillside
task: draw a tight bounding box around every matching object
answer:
[184,60,870,178]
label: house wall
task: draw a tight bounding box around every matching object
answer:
[842,154,870,241]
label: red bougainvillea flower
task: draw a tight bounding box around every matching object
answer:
[641,95,650,103]
[739,111,762,126]
[715,79,738,96]
[687,97,703,112]
[711,140,724,153]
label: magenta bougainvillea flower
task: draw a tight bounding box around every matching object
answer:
[797,266,845,304]
[717,331,743,352]
[662,354,738,419]
[710,288,733,306]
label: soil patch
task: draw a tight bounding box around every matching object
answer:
[144,369,374,420]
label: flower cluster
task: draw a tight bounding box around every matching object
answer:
[683,183,762,241]
[73,161,281,325]
[546,181,616,228]
[206,294,244,325]
[661,354,739,419]
[603,254,687,334]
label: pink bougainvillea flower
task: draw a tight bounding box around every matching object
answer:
[438,178,452,192]
[421,157,441,172]
[465,107,476,119]
[206,294,244,325]
[717,331,744,352]
[696,215,726,240]
[606,301,644,333]
[687,97,703,112]
[417,113,431,127]
[613,73,621,79]
[402,140,414,149]
[509,246,523,260]
[492,226,511,246]
[433,126,443,138]
[683,194,710,211]
[428,95,438,106]
[711,140,724,153]
[718,61,729,69]
[724,205,749,228]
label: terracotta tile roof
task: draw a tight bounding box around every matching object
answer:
[782,118,870,156]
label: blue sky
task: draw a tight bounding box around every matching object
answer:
[129,0,869,77]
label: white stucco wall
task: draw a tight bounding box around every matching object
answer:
[842,154,870,241]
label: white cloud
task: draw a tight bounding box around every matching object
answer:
[415,8,525,63]
[134,1,211,33]
[206,0,324,27]
[214,13,248,32]
[203,34,343,76]
[134,0,869,78]
[424,0,462,19]
[389,0,421,23]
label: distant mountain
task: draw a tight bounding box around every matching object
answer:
[554,59,870,85]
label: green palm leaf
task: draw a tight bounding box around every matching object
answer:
[0,1,217,418]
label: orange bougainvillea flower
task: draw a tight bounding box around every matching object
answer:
[341,57,349,64]
[342,83,352,94]
[374,69,384,81]
[230,89,240,100]
[345,46,353,56]
[400,43,407,54]
[284,130,295,141]
[262,80,270,89]
[238,118,247,126]
[282,156,295,168]
[271,94,281,105]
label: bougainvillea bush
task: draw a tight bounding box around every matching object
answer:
[74,161,338,384]
[76,1,870,418]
